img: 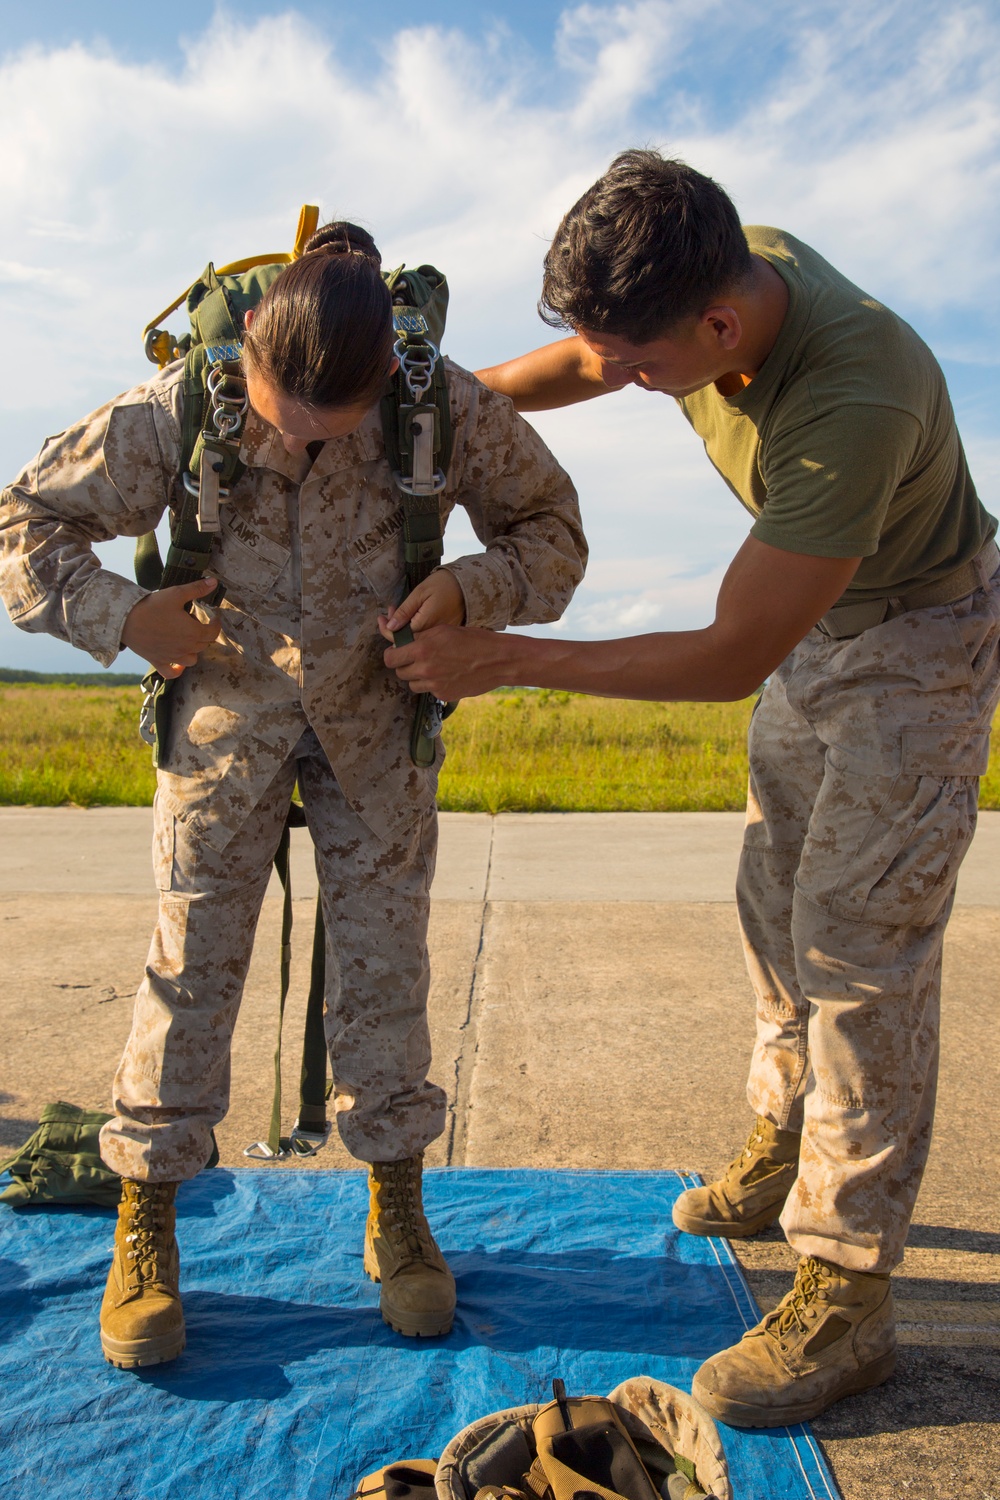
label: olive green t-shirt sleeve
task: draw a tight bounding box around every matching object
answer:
[751,403,923,558]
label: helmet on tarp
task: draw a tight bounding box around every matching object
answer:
[353,1378,732,1500]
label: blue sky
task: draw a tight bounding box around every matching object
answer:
[1,0,998,672]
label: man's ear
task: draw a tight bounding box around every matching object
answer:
[702,305,742,351]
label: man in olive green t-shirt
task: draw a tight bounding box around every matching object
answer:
[381,151,1000,1428]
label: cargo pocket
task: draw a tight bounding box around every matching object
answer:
[810,728,989,928]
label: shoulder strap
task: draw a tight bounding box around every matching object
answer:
[381,267,458,768]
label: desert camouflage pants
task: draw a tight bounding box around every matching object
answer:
[99,727,445,1181]
[738,560,1000,1272]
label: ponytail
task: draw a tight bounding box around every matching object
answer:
[242,220,394,410]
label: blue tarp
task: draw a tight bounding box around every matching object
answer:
[0,1167,839,1500]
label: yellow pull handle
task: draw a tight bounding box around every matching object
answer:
[292,204,320,258]
[142,205,320,364]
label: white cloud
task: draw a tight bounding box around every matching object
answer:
[670,4,1000,334]
[556,0,712,123]
[0,260,84,294]
[0,0,998,673]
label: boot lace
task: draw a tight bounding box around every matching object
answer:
[122,1182,173,1288]
[766,1256,832,1339]
[377,1159,436,1268]
[723,1117,768,1182]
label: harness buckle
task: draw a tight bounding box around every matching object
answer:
[138,687,158,748]
[394,336,439,403]
[289,1119,333,1156]
[243,1140,290,1162]
[392,468,447,498]
[242,1120,331,1162]
[420,697,448,741]
[182,468,231,534]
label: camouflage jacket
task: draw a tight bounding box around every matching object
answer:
[0,361,586,848]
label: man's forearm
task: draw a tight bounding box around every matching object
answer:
[475,336,613,412]
[385,621,764,704]
[383,539,862,706]
[487,627,762,700]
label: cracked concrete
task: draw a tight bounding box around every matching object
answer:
[2,807,998,1500]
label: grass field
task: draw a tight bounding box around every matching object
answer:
[3,681,1000,811]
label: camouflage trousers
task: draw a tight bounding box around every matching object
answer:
[99,727,446,1181]
[739,562,1000,1272]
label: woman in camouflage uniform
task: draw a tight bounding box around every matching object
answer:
[0,220,587,1367]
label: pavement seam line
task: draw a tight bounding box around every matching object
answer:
[445,817,495,1166]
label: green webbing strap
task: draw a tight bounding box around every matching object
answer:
[248,805,330,1160]
[297,895,329,1134]
[267,817,295,1157]
[381,286,456,769]
[131,424,222,601]
[134,475,220,771]
[135,266,263,603]
[134,530,165,592]
[394,487,446,768]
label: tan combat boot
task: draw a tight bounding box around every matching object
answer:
[364,1153,456,1337]
[673,1116,800,1238]
[100,1178,185,1368]
[692,1255,896,1426]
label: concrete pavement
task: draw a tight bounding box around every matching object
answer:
[1,807,998,1500]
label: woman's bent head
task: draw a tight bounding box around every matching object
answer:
[242,220,395,451]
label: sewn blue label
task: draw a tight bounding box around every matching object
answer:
[393,311,429,335]
[206,341,244,364]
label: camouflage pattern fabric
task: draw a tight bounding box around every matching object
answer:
[0,360,586,1180]
[738,556,1000,1272]
[99,727,443,1179]
[0,360,586,850]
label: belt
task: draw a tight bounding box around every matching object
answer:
[816,538,1000,640]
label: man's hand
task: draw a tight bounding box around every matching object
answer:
[381,538,863,704]
[382,623,506,699]
[379,568,465,637]
[121,577,221,679]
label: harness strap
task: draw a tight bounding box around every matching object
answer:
[383,282,457,767]
[297,893,330,1136]
[244,805,331,1162]
[260,815,295,1159]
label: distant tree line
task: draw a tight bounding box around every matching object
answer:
[0,667,143,686]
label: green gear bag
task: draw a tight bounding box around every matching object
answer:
[0,1101,122,1208]
[0,1101,220,1209]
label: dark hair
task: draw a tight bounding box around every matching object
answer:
[539,150,753,345]
[242,220,394,408]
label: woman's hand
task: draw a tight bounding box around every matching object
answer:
[121,577,222,679]
[379,567,465,638]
